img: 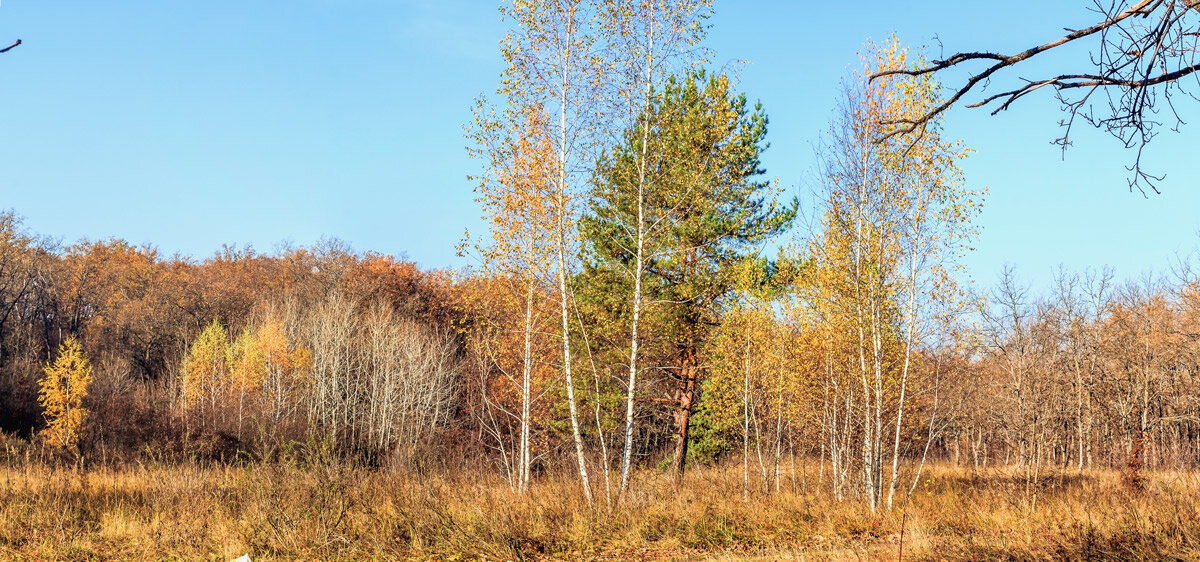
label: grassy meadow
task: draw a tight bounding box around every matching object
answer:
[1,459,1197,560]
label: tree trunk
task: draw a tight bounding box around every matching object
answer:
[553,14,592,501]
[519,284,535,493]
[557,204,592,503]
[618,108,650,499]
[670,347,699,481]
[742,318,751,500]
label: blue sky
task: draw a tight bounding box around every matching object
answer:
[0,1,1197,292]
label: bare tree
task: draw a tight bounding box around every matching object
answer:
[873,1,1200,192]
[297,293,458,465]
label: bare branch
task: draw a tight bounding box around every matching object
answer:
[869,1,1200,193]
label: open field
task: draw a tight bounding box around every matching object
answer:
[2,461,1198,560]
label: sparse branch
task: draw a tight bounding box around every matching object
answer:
[870,0,1200,193]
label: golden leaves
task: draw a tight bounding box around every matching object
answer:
[180,318,309,410]
[182,319,228,407]
[38,336,94,449]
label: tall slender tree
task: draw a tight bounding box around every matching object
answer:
[596,0,713,500]
[812,38,982,511]
[466,105,559,493]
[477,0,616,502]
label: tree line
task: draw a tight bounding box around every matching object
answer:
[0,222,463,462]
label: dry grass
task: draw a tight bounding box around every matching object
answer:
[1,460,1198,560]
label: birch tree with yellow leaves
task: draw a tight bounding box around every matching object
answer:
[256,317,309,427]
[182,319,230,420]
[497,0,604,502]
[467,104,560,493]
[812,38,983,511]
[229,327,266,440]
[470,0,615,501]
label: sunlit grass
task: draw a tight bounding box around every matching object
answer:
[1,460,1197,560]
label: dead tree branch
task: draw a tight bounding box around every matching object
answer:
[870,1,1200,194]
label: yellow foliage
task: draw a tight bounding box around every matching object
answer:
[229,328,266,393]
[468,104,559,279]
[256,319,292,376]
[290,343,312,379]
[38,336,94,449]
[182,319,229,407]
[179,316,312,420]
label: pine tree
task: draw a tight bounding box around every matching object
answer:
[580,70,796,480]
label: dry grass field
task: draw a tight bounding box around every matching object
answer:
[2,459,1198,560]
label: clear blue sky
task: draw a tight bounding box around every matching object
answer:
[1,1,1197,292]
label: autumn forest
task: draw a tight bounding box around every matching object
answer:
[5,1,1200,560]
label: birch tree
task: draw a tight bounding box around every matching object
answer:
[484,0,613,502]
[814,38,981,511]
[596,0,712,500]
[466,105,559,493]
